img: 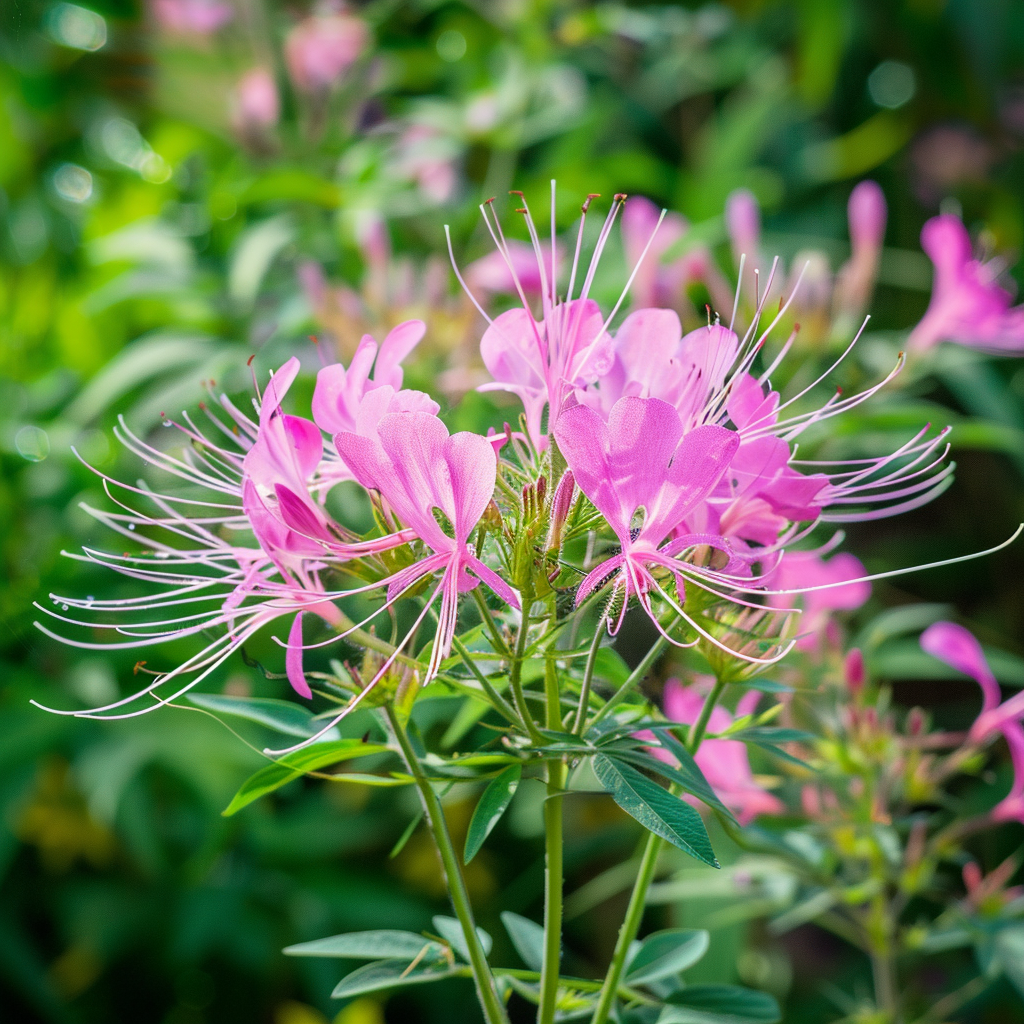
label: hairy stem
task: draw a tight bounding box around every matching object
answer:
[386,705,509,1024]
[451,633,521,726]
[539,756,567,1024]
[590,676,727,1024]
[572,626,604,734]
[510,601,543,741]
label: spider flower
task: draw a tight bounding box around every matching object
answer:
[991,720,1024,825]
[920,621,1019,743]
[284,8,369,94]
[908,214,1024,353]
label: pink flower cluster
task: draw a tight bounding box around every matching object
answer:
[36,186,958,759]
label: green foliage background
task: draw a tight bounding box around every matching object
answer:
[2,1,1024,1022]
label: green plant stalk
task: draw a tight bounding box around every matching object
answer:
[385,705,510,1024]
[539,656,567,1024]
[451,633,521,726]
[572,625,604,734]
[589,676,727,1024]
[509,601,543,741]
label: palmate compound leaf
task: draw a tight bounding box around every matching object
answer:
[464,764,522,863]
[284,930,446,961]
[660,984,781,1024]
[187,692,340,739]
[592,754,718,868]
[501,911,545,972]
[222,739,395,816]
[624,929,710,986]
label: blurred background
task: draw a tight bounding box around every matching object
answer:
[3,1,1024,1022]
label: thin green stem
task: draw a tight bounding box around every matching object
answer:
[539,756,567,1024]
[451,634,521,726]
[385,705,509,1024]
[587,618,678,729]
[572,626,604,735]
[472,587,513,659]
[509,602,544,741]
[590,675,728,1024]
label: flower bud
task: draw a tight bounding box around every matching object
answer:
[848,180,887,253]
[232,68,280,133]
[907,706,926,736]
[844,648,865,694]
[285,10,369,94]
[725,188,761,265]
[546,470,575,551]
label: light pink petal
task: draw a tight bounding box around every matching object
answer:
[374,319,426,389]
[286,613,313,699]
[921,621,999,711]
[466,556,520,609]
[444,432,498,542]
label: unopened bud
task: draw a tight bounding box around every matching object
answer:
[547,470,575,550]
[725,188,761,264]
[848,180,887,252]
[844,648,865,694]
[863,706,878,733]
[907,706,926,736]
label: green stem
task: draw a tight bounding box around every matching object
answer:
[572,625,604,735]
[509,601,543,741]
[386,705,509,1024]
[472,588,512,659]
[451,634,521,726]
[590,676,727,1024]
[539,756,567,1024]
[587,618,678,729]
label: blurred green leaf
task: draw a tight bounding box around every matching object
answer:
[188,692,341,739]
[500,911,545,973]
[464,764,521,864]
[624,929,710,986]
[330,958,463,999]
[284,930,445,960]
[662,984,781,1023]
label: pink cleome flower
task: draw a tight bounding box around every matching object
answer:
[284,9,369,94]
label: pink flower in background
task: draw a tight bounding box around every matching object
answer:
[834,180,887,318]
[466,241,562,297]
[662,679,783,825]
[232,68,280,131]
[285,9,369,93]
[620,196,733,314]
[919,621,1017,743]
[991,721,1024,825]
[151,0,233,34]
[767,550,870,650]
[908,214,1024,352]
[393,125,459,204]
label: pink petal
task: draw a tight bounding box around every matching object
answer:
[921,621,999,711]
[286,613,313,699]
[374,320,426,389]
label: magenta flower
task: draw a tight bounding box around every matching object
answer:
[466,240,561,298]
[834,181,887,319]
[150,0,233,34]
[662,679,783,825]
[767,549,870,651]
[920,621,1017,743]
[285,9,369,94]
[335,411,520,678]
[553,395,750,646]
[908,214,1024,352]
[991,720,1024,825]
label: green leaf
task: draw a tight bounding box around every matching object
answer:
[727,728,813,744]
[284,930,445,961]
[187,692,338,739]
[464,765,522,864]
[661,984,781,1023]
[592,754,718,867]
[501,912,545,973]
[624,929,710,986]
[994,925,1024,997]
[222,739,391,816]
[432,916,492,963]
[330,958,462,999]
[647,730,738,825]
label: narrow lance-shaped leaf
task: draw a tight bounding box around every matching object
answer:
[188,692,340,739]
[432,915,493,962]
[330,958,462,999]
[592,754,718,868]
[464,764,522,864]
[222,739,392,816]
[662,984,781,1023]
[624,928,710,986]
[284,930,446,961]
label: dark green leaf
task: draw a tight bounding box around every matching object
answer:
[592,754,718,867]
[464,764,522,863]
[662,984,781,1023]
[648,729,738,825]
[624,929,710,986]
[330,958,462,999]
[501,912,545,973]
[187,692,337,738]
[994,926,1024,997]
[432,916,492,963]
[728,728,813,744]
[284,930,444,961]
[222,739,391,816]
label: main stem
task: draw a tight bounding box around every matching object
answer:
[589,677,728,1024]
[539,654,567,1024]
[386,705,509,1024]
